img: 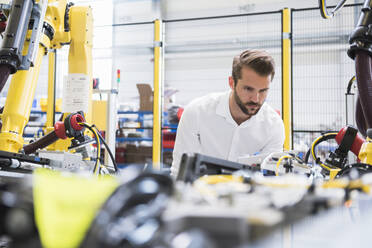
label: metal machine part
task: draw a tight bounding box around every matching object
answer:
[255,151,311,176]
[348,0,372,137]
[161,173,346,248]
[177,152,311,183]
[335,126,360,155]
[357,128,372,165]
[0,0,33,73]
[0,150,49,172]
[303,126,372,178]
[0,174,41,248]
[176,153,253,183]
[80,171,174,248]
[25,0,48,70]
[163,206,250,248]
[0,0,48,95]
[0,167,365,248]
[326,126,362,169]
[0,0,32,94]
[23,112,87,155]
[37,150,94,172]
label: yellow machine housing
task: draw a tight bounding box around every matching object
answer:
[358,138,372,165]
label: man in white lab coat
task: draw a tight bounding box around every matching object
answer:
[171,49,285,177]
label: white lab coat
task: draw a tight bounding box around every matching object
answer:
[171,91,285,177]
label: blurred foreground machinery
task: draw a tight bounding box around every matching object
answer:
[0,167,173,248]
[1,164,372,248]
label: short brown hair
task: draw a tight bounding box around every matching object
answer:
[232,49,275,85]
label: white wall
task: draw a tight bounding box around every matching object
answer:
[113,0,362,22]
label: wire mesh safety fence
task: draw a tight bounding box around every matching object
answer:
[112,12,284,167]
[111,5,363,167]
[162,12,283,166]
[291,4,361,152]
[164,12,283,112]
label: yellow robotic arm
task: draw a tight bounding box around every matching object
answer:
[0,0,92,153]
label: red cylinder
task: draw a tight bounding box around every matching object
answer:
[54,121,67,139]
[70,114,85,131]
[335,126,365,156]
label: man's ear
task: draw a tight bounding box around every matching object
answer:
[229,76,234,90]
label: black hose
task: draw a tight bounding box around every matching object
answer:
[346,76,356,95]
[81,124,100,174]
[0,65,10,94]
[23,131,58,154]
[355,51,372,136]
[355,96,367,137]
[93,125,118,173]
[304,149,311,164]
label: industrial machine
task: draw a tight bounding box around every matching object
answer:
[0,0,118,174]
[313,0,372,178]
[0,1,371,248]
[2,162,370,248]
[346,0,372,165]
[0,166,173,248]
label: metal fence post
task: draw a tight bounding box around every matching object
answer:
[282,8,293,150]
[153,19,163,169]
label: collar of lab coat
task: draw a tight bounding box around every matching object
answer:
[215,90,265,126]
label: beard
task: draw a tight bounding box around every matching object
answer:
[233,90,262,116]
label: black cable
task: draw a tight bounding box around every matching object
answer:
[313,134,337,162]
[346,75,356,95]
[319,0,347,19]
[304,149,311,164]
[337,163,372,178]
[332,0,347,13]
[305,133,336,164]
[92,124,119,173]
[80,123,100,174]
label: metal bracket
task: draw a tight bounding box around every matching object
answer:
[93,89,118,95]
[20,0,47,69]
[282,32,292,39]
[154,41,163,47]
[0,3,11,10]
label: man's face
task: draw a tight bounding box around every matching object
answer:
[230,66,271,117]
